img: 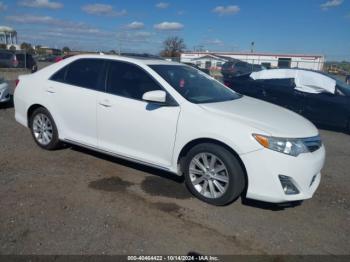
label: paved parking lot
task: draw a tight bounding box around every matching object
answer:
[0,76,349,255]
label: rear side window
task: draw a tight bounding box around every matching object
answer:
[50,59,105,91]
[106,61,162,100]
[51,67,67,82]
[65,59,105,90]
[262,78,295,89]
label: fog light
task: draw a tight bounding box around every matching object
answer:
[279,175,300,195]
[310,175,317,187]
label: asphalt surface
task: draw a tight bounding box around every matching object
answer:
[0,79,349,255]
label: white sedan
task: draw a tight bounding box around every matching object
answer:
[14,54,325,205]
[0,78,10,104]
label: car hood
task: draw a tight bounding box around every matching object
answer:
[199,96,318,138]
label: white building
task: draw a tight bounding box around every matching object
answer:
[181,52,325,71]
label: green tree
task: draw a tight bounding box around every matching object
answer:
[160,36,186,58]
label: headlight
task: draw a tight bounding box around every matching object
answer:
[253,134,309,157]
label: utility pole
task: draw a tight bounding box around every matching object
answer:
[251,41,255,53]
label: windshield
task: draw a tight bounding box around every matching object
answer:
[150,65,241,104]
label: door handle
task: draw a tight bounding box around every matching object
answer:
[99,100,112,107]
[46,87,56,94]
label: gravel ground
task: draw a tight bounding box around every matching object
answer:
[0,70,349,255]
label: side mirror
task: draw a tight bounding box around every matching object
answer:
[142,90,167,104]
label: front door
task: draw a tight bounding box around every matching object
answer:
[261,78,304,114]
[301,92,349,129]
[97,60,180,167]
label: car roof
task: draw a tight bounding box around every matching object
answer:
[65,54,182,66]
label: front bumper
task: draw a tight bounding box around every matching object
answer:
[241,145,325,203]
[0,83,10,103]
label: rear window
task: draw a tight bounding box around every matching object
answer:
[222,62,233,68]
[236,62,248,68]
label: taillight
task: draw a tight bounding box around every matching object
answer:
[12,56,19,67]
[15,79,20,88]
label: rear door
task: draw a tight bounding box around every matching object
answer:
[48,58,106,147]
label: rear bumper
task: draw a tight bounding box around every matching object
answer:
[14,89,29,127]
[241,146,325,203]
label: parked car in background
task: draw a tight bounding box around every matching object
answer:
[16,53,37,72]
[37,55,58,62]
[183,62,210,75]
[14,54,325,205]
[54,54,75,63]
[0,78,10,104]
[0,50,18,68]
[0,50,37,72]
[221,59,264,78]
[224,69,350,132]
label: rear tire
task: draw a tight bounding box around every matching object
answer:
[29,107,61,150]
[183,143,246,206]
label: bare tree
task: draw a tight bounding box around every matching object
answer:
[160,36,186,57]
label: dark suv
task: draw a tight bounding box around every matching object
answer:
[0,50,37,72]
[16,53,38,72]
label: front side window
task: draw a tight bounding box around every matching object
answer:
[107,61,162,100]
[150,65,241,104]
[262,78,295,89]
[64,59,105,91]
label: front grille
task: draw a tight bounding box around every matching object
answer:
[302,136,322,152]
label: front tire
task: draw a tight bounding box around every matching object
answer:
[183,143,246,206]
[29,107,61,150]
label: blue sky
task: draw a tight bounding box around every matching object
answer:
[0,0,349,60]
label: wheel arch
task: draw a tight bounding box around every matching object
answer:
[176,138,248,193]
[27,104,46,126]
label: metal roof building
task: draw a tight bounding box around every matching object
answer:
[181,51,325,71]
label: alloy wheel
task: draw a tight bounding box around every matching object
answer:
[189,152,229,199]
[32,113,53,146]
